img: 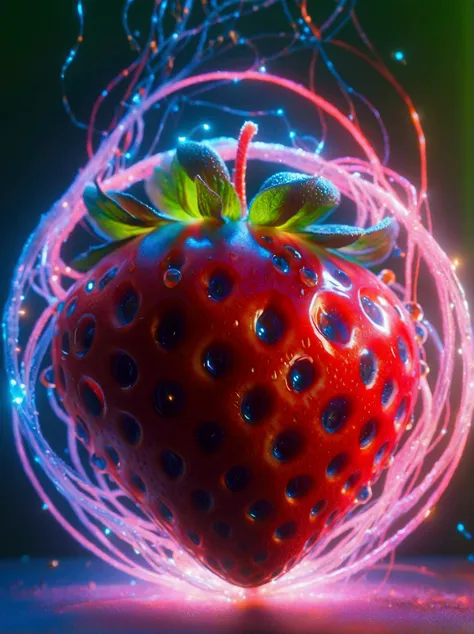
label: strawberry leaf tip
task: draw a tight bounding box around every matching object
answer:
[248,172,341,230]
[83,183,165,241]
[302,216,399,267]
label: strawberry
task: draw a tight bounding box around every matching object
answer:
[52,123,420,587]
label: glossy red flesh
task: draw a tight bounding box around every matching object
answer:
[52,221,420,587]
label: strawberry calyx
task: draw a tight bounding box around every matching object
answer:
[73,122,398,272]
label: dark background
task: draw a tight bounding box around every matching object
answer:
[0,1,472,560]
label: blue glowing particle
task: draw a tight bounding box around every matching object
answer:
[276,108,284,116]
[178,136,187,143]
[394,50,405,62]
[202,123,210,131]
[259,65,266,73]
[289,131,296,139]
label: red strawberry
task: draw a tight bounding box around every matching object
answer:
[52,123,420,587]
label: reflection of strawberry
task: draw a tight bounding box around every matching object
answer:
[52,123,419,587]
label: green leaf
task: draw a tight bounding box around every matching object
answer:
[83,183,165,241]
[196,176,222,219]
[145,142,238,222]
[217,179,241,221]
[176,141,230,184]
[84,184,144,227]
[107,191,166,224]
[71,238,134,273]
[145,167,194,222]
[248,172,340,229]
[339,217,399,266]
[302,217,399,266]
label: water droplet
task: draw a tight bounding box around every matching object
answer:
[299,267,318,287]
[271,370,278,381]
[284,245,302,260]
[404,302,424,322]
[420,360,430,377]
[379,269,396,285]
[415,322,428,344]
[261,235,273,244]
[272,254,290,274]
[163,268,182,289]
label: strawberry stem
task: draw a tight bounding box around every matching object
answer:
[234,121,258,217]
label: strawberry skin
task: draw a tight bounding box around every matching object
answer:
[52,220,419,587]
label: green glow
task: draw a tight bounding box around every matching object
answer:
[462,0,474,244]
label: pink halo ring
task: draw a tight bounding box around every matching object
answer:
[4,72,473,598]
